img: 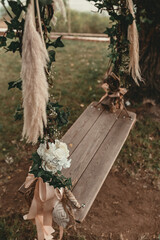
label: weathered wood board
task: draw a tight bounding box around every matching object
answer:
[62,102,136,222]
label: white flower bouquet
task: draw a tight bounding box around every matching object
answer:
[37,140,71,174]
[29,140,72,189]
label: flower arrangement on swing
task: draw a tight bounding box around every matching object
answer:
[18,0,83,238]
[38,140,71,175]
[30,140,72,189]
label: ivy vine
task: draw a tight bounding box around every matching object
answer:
[88,0,135,86]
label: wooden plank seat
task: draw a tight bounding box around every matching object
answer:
[62,102,136,222]
[19,102,136,223]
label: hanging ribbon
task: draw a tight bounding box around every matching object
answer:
[24,174,64,240]
[97,72,127,112]
[98,83,127,103]
[126,0,142,85]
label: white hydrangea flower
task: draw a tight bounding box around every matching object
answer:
[42,160,58,174]
[58,157,71,168]
[37,140,71,174]
[55,140,69,158]
[37,142,56,162]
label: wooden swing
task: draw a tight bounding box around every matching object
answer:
[18,0,138,233]
[61,102,136,222]
[19,101,136,223]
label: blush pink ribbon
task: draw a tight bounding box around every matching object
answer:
[24,173,64,240]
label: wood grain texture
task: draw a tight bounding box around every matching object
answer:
[62,108,120,184]
[72,111,136,222]
[62,102,104,155]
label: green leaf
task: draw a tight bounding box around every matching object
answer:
[6,30,15,39]
[0,36,7,47]
[29,169,39,176]
[46,25,52,33]
[57,110,69,127]
[31,163,39,171]
[47,101,69,129]
[14,111,23,121]
[37,169,44,177]
[32,152,41,166]
[5,17,24,33]
[8,0,24,18]
[48,50,55,62]
[40,170,53,182]
[47,102,63,110]
[8,79,22,90]
[14,105,23,121]
[53,36,64,48]
[7,41,20,52]
[47,50,55,70]
[10,18,20,29]
[47,36,64,49]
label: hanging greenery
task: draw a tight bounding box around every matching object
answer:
[88,0,142,86]
[0,0,72,190]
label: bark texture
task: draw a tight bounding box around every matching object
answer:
[136,0,160,100]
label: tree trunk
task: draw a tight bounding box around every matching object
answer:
[140,25,160,99]
[136,0,160,101]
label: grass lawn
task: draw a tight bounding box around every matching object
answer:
[0,40,108,165]
[51,40,109,123]
[0,40,159,239]
[0,39,159,176]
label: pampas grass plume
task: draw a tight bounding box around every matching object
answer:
[127,0,142,85]
[21,2,49,144]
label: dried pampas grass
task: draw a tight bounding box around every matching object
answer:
[52,0,67,26]
[21,0,49,144]
[127,0,142,85]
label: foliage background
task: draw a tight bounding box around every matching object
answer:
[54,9,110,33]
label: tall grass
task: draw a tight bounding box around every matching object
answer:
[54,9,110,33]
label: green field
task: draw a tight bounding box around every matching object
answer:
[0,40,159,175]
[0,40,109,164]
[54,10,110,33]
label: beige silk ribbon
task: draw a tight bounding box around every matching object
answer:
[24,173,64,240]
